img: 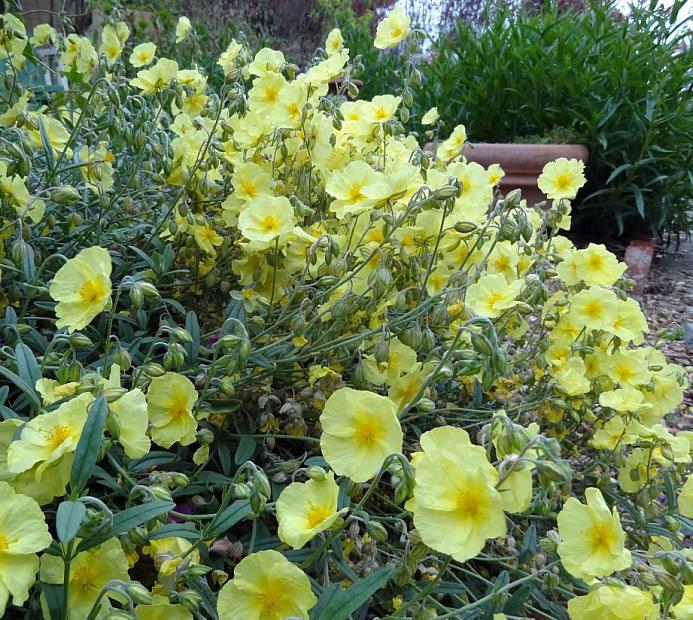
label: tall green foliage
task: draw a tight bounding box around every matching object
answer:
[413,1,693,238]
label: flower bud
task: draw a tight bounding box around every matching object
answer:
[374,341,389,364]
[172,327,193,344]
[103,387,128,403]
[306,466,327,481]
[124,582,152,605]
[68,333,93,348]
[198,428,215,445]
[252,471,272,499]
[175,590,203,614]
[233,483,251,499]
[366,521,388,542]
[144,363,166,378]
[50,185,81,204]
[249,489,267,514]
[113,347,132,372]
[105,411,121,439]
[149,485,173,502]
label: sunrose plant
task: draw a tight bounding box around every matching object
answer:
[0,5,690,619]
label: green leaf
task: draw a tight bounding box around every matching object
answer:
[38,115,56,169]
[234,435,256,465]
[70,397,108,495]
[149,522,199,541]
[56,500,87,544]
[41,582,65,620]
[185,311,200,366]
[15,343,41,389]
[518,523,536,564]
[0,366,42,411]
[632,185,645,218]
[205,499,252,538]
[315,567,394,620]
[76,500,175,552]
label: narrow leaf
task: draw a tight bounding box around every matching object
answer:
[234,436,256,465]
[316,567,394,620]
[205,499,252,538]
[70,397,108,495]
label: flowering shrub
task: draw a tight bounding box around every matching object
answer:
[0,6,691,620]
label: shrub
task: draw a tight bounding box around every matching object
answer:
[0,6,691,620]
[412,0,693,238]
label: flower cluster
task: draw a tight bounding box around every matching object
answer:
[0,6,690,620]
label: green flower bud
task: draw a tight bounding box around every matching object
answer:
[68,333,93,348]
[366,521,388,542]
[105,411,121,439]
[150,485,173,502]
[124,582,152,606]
[374,341,390,364]
[306,466,327,481]
[252,471,272,499]
[144,363,166,378]
[50,185,81,204]
[233,483,251,499]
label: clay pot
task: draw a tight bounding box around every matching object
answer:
[461,143,589,205]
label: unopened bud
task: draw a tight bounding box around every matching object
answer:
[306,466,327,481]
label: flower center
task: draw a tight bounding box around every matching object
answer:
[306,503,332,528]
[169,397,188,418]
[587,523,615,552]
[582,301,603,319]
[259,590,284,615]
[348,184,365,202]
[72,566,94,589]
[261,215,279,233]
[353,418,381,446]
[0,533,9,551]
[47,424,72,448]
[457,488,485,517]
[79,278,106,303]
[555,173,572,191]
[486,292,504,308]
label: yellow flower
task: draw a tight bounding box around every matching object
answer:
[238,196,295,246]
[144,537,200,582]
[567,583,657,620]
[362,337,418,386]
[555,356,591,396]
[7,393,91,480]
[0,482,52,616]
[131,58,179,95]
[216,549,317,620]
[465,273,524,318]
[30,23,57,47]
[617,448,653,493]
[102,364,151,458]
[40,538,129,619]
[218,39,243,75]
[374,6,411,49]
[130,42,156,67]
[320,387,402,483]
[568,286,618,332]
[325,28,344,56]
[408,426,506,562]
[599,387,650,414]
[437,124,467,160]
[147,372,198,448]
[497,465,533,513]
[136,595,192,620]
[388,361,437,412]
[364,94,401,124]
[276,471,345,549]
[0,419,71,505]
[35,378,79,404]
[672,584,693,619]
[49,246,112,332]
[326,160,381,219]
[538,157,586,201]
[557,244,626,286]
[590,416,638,450]
[99,23,123,64]
[175,16,192,43]
[421,107,439,125]
[679,475,693,518]
[557,487,631,581]
[247,47,285,78]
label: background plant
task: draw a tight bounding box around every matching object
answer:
[411,0,693,239]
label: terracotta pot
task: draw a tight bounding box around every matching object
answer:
[461,143,589,205]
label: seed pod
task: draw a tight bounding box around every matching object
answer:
[374,341,389,364]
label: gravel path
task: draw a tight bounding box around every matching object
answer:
[640,238,693,430]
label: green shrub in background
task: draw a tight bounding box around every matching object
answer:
[410,0,693,239]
